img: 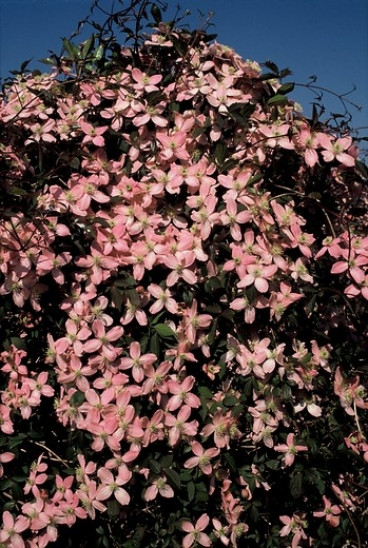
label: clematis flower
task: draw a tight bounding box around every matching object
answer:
[274,433,308,466]
[144,476,174,501]
[182,513,212,548]
[79,119,108,147]
[313,496,341,527]
[96,466,131,506]
[0,511,29,548]
[119,341,157,383]
[279,513,308,548]
[184,441,220,475]
[318,134,355,167]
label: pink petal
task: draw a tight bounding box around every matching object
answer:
[196,513,210,531]
[130,341,141,359]
[144,484,158,501]
[182,522,195,533]
[254,277,269,293]
[96,484,113,501]
[198,532,212,547]
[98,468,114,484]
[182,533,194,548]
[115,487,130,506]
[159,484,174,498]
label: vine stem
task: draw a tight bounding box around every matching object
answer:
[353,400,366,442]
[30,440,70,467]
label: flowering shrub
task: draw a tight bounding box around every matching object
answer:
[0,2,367,546]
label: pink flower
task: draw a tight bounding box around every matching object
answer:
[144,476,174,501]
[119,341,157,383]
[163,250,197,287]
[0,451,15,478]
[96,466,131,506]
[0,511,29,548]
[220,190,251,241]
[131,67,162,93]
[279,513,308,548]
[181,300,212,344]
[313,496,341,527]
[25,118,56,145]
[274,433,308,466]
[164,405,198,447]
[212,518,229,546]
[237,262,278,293]
[182,513,212,548]
[201,410,235,449]
[156,130,190,161]
[318,134,355,167]
[296,125,321,167]
[82,319,124,361]
[166,375,201,411]
[57,492,87,526]
[148,283,179,314]
[79,119,108,147]
[184,441,219,475]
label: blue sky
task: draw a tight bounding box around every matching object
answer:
[0,0,367,137]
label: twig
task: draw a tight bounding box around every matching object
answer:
[30,440,70,467]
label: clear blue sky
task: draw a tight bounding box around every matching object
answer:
[0,0,367,137]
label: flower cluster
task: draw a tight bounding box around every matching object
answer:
[0,10,367,548]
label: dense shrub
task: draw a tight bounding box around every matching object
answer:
[0,2,367,546]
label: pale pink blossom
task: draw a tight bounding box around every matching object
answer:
[182,513,212,548]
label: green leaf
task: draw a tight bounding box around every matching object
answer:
[27,430,43,440]
[204,276,223,293]
[214,142,227,167]
[278,82,295,95]
[265,459,280,470]
[70,391,85,407]
[159,454,173,469]
[149,332,160,356]
[153,324,177,339]
[223,395,239,407]
[247,173,264,186]
[223,452,237,473]
[171,36,187,57]
[279,67,293,79]
[62,38,80,59]
[204,303,222,314]
[107,500,120,519]
[82,35,95,59]
[148,458,161,474]
[11,475,27,483]
[356,159,367,180]
[281,384,292,401]
[290,471,303,498]
[198,386,213,399]
[179,470,193,483]
[110,286,124,311]
[7,187,29,196]
[207,317,218,346]
[39,57,56,66]
[195,490,209,503]
[164,468,181,490]
[69,157,80,170]
[151,4,163,25]
[114,274,137,289]
[258,72,279,82]
[20,59,32,72]
[187,481,195,502]
[268,94,289,106]
[0,479,12,491]
[263,60,279,75]
[10,337,27,351]
[94,45,105,61]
